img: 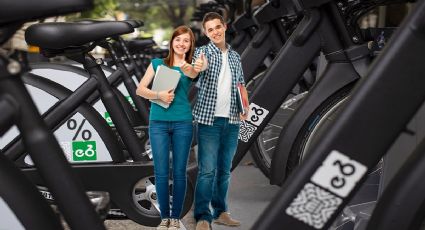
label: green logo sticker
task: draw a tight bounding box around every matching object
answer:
[72,141,97,161]
[126,96,135,108]
[104,112,114,126]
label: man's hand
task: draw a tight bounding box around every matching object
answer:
[240,107,249,121]
[193,52,207,73]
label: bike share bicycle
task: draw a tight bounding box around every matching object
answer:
[0,20,194,226]
[225,0,397,228]
[0,0,108,229]
[253,0,425,228]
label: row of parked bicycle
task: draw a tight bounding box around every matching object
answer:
[1,0,425,229]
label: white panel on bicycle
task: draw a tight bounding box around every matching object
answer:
[0,85,55,149]
[0,197,24,230]
[31,65,136,122]
[0,84,112,164]
[311,150,367,198]
[31,68,87,91]
[24,112,112,164]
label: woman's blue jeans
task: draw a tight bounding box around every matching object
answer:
[194,117,240,222]
[149,120,193,219]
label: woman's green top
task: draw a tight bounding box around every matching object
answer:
[149,58,193,121]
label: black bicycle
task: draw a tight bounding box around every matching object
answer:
[0,20,195,226]
[0,0,109,229]
[252,0,424,229]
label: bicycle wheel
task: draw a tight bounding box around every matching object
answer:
[128,175,195,225]
[286,86,353,172]
[247,67,310,177]
[250,91,308,177]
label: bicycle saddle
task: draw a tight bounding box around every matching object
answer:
[125,20,144,28]
[233,13,257,31]
[25,21,134,49]
[0,0,92,26]
[127,39,157,51]
[76,19,144,29]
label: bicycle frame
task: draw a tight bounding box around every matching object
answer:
[0,151,63,229]
[252,0,425,228]
[269,1,375,185]
[4,51,148,162]
[0,54,104,230]
[241,0,291,82]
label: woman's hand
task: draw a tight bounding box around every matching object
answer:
[180,61,194,76]
[158,89,175,104]
[180,52,207,78]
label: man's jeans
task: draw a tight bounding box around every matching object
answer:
[149,120,193,219]
[194,117,240,222]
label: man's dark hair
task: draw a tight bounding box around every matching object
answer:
[202,12,225,29]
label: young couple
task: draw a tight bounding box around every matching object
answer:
[136,12,248,230]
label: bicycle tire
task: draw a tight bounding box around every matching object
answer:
[250,91,308,177]
[286,84,354,174]
[248,70,312,177]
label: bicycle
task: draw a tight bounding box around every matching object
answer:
[248,0,404,183]
[2,20,195,226]
[252,0,423,229]
[0,0,108,229]
[231,0,370,177]
[224,0,396,228]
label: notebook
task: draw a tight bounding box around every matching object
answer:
[236,83,249,115]
[150,65,181,109]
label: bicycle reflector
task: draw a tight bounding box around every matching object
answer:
[27,45,40,53]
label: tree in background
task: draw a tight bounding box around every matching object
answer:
[118,0,196,31]
[68,0,119,19]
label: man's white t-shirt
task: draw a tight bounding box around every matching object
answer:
[214,50,232,117]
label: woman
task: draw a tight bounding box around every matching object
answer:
[136,25,204,230]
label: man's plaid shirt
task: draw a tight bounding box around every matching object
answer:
[192,42,245,126]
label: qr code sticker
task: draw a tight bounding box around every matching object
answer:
[286,183,342,229]
[239,121,257,142]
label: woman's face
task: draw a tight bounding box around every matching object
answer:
[172,33,191,56]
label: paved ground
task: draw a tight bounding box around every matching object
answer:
[104,158,281,230]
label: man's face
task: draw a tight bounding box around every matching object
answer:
[204,18,226,45]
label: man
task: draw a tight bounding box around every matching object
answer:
[192,12,249,230]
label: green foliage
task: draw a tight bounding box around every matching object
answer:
[117,0,196,31]
[66,0,196,43]
[67,0,118,20]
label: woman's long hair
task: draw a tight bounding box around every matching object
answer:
[163,25,195,67]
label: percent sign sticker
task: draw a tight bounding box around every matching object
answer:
[66,118,92,141]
